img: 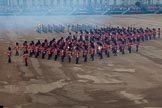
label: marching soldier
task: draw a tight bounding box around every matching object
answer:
[158,28,160,38]
[98,45,103,59]
[153,29,156,39]
[28,43,34,57]
[119,42,123,53]
[113,45,118,56]
[15,42,19,56]
[61,48,65,62]
[41,47,46,59]
[83,48,88,62]
[90,47,95,61]
[67,48,72,63]
[149,30,152,40]
[23,50,29,66]
[127,42,132,53]
[47,46,52,60]
[7,47,12,63]
[122,43,125,55]
[54,47,58,61]
[107,44,111,57]
[75,48,80,64]
[136,41,140,52]
[21,43,27,54]
[104,43,110,57]
[34,44,39,58]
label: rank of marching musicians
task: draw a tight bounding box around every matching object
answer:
[36,24,99,33]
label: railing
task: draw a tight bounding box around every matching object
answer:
[101,8,110,15]
[154,7,162,14]
[122,8,130,15]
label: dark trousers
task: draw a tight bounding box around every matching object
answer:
[105,50,108,55]
[128,48,131,53]
[114,51,117,56]
[29,51,33,57]
[42,53,46,59]
[91,54,94,61]
[15,51,19,56]
[84,56,87,62]
[76,57,79,64]
[136,46,139,52]
[107,51,110,57]
[153,35,156,39]
[105,50,110,57]
[54,55,58,61]
[149,36,152,40]
[99,53,103,59]
[122,49,125,55]
[8,56,11,63]
[61,55,65,62]
[119,47,122,52]
[48,54,52,60]
[35,52,39,58]
[68,57,71,63]
[25,60,28,66]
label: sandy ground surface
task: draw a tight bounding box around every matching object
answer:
[0,14,162,108]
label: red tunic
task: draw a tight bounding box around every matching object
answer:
[113,46,118,51]
[54,48,58,55]
[47,48,52,55]
[7,51,12,57]
[119,43,123,48]
[136,42,140,46]
[61,49,65,56]
[28,46,33,52]
[23,54,29,61]
[15,45,19,51]
[35,46,39,52]
[75,50,80,58]
[67,50,72,58]
[90,48,95,55]
[83,50,88,56]
[128,43,132,48]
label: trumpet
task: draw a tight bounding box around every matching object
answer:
[98,46,102,50]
